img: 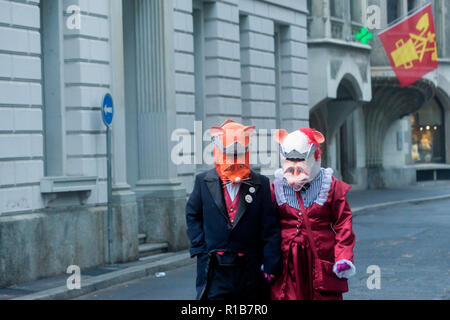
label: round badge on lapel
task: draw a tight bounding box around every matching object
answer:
[249,187,255,194]
[245,194,253,204]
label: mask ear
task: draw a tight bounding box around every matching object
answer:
[243,126,255,136]
[312,130,325,144]
[273,129,288,144]
[219,119,235,127]
[210,126,224,137]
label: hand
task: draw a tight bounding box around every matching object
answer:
[333,259,356,279]
[336,262,351,274]
[263,272,275,284]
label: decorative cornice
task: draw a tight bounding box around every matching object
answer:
[40,176,97,194]
[308,38,372,51]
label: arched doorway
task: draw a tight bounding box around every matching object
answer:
[310,75,362,185]
[411,97,446,164]
[336,80,357,184]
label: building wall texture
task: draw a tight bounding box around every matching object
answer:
[0,0,138,287]
[0,0,309,287]
[173,0,309,190]
[0,0,43,214]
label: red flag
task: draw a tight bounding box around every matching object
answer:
[379,3,438,88]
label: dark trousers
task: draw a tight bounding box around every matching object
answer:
[204,253,270,301]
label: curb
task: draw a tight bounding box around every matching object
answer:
[13,252,193,300]
[352,194,450,216]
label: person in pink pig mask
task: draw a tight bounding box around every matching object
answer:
[269,127,356,300]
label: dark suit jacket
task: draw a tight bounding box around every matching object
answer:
[186,169,281,299]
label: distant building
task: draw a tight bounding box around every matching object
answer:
[307,0,450,189]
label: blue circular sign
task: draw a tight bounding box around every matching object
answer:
[101,93,114,126]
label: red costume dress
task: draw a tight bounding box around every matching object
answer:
[270,168,355,300]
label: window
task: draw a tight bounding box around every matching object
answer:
[339,112,356,184]
[407,0,417,12]
[330,0,345,19]
[350,0,362,23]
[411,99,445,164]
[307,0,312,16]
[274,25,282,130]
[329,0,345,39]
[273,24,289,130]
[446,0,450,57]
[387,0,401,24]
[193,2,206,169]
[434,0,447,58]
[193,6,205,126]
[41,0,66,176]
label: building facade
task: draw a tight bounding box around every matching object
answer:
[308,0,450,189]
[1,0,449,288]
[0,0,309,287]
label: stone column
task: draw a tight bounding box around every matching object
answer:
[239,14,276,173]
[109,0,139,263]
[279,25,309,132]
[445,105,450,164]
[203,0,242,128]
[133,0,188,251]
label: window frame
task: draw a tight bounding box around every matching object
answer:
[40,0,66,177]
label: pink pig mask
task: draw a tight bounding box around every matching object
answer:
[273,128,325,192]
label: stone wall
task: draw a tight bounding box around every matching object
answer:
[174,0,309,190]
[0,0,44,214]
[0,0,139,288]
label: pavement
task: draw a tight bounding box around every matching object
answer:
[345,197,450,300]
[75,195,450,300]
[347,180,450,215]
[2,251,192,300]
[1,181,450,300]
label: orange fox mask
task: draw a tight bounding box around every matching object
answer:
[210,120,255,185]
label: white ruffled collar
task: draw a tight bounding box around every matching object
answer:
[273,167,334,206]
[315,168,333,206]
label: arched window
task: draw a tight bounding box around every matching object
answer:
[411,98,445,163]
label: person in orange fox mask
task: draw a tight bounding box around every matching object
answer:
[186,120,281,300]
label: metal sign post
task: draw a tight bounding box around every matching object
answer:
[101,93,114,265]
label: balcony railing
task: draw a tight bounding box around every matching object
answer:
[330,17,344,40]
[351,22,363,39]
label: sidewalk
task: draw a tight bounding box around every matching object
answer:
[347,181,450,215]
[2,181,450,300]
[1,251,192,300]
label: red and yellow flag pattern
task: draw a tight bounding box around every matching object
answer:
[379,4,438,88]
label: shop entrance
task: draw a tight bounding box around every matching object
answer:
[411,97,445,164]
